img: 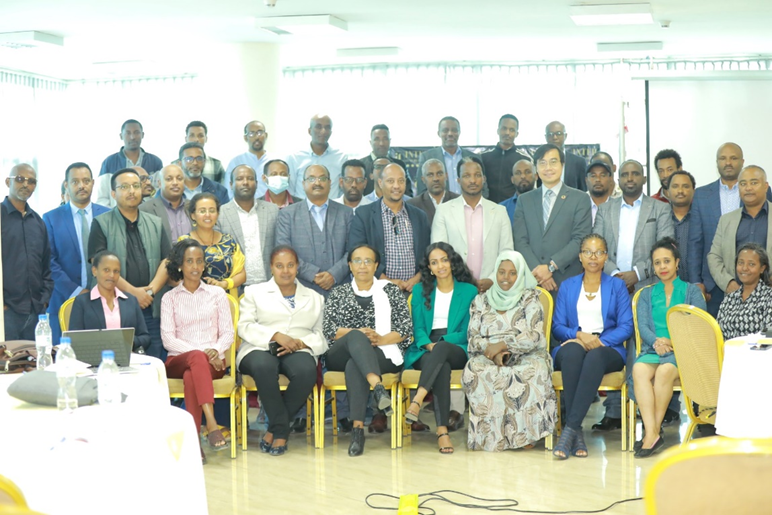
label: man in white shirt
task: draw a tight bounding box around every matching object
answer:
[286,114,348,199]
[225,120,272,200]
[332,159,372,212]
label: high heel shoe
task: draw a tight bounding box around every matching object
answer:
[373,383,394,416]
[405,400,421,423]
[552,426,577,460]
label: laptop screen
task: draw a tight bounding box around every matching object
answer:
[62,328,134,367]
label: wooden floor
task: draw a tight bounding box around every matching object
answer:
[202,401,692,514]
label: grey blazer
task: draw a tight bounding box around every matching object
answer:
[406,190,459,226]
[275,199,354,296]
[593,195,675,288]
[215,200,279,282]
[138,196,175,243]
[513,184,592,287]
[415,147,489,198]
[708,202,772,292]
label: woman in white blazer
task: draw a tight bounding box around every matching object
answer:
[236,245,327,456]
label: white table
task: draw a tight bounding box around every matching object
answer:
[0,356,207,515]
[715,337,772,438]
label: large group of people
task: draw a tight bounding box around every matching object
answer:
[4,113,772,463]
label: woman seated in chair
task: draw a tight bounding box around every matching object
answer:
[462,251,556,452]
[322,244,412,457]
[552,234,633,459]
[717,243,772,340]
[237,245,327,456]
[69,250,150,351]
[403,242,478,454]
[179,192,246,297]
[632,237,706,458]
[161,239,234,462]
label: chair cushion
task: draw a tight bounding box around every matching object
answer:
[168,376,235,397]
[241,374,290,390]
[323,371,399,388]
[551,370,625,389]
[401,369,463,386]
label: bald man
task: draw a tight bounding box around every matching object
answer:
[139,164,190,242]
[286,114,349,199]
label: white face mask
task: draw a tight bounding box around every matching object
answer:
[266,175,289,194]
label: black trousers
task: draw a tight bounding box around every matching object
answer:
[326,330,401,423]
[413,342,468,427]
[239,350,317,440]
[554,342,624,431]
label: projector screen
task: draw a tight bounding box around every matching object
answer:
[646,77,772,190]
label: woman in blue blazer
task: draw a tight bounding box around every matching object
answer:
[404,242,478,454]
[69,250,151,352]
[552,234,633,459]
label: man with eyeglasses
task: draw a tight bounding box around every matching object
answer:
[2,164,53,340]
[408,158,459,226]
[134,166,155,202]
[286,114,349,200]
[225,120,272,200]
[179,142,229,206]
[43,162,110,343]
[360,124,412,196]
[89,168,171,359]
[592,159,674,432]
[333,159,372,212]
[261,159,301,209]
[95,119,163,207]
[544,121,588,192]
[139,164,191,243]
[170,121,226,186]
[585,160,617,225]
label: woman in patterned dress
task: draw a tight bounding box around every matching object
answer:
[179,192,246,297]
[462,250,557,452]
[717,243,772,340]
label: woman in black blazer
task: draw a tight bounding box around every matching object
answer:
[69,250,151,352]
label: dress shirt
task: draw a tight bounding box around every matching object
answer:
[364,191,410,204]
[615,194,643,279]
[736,202,769,250]
[381,200,415,281]
[430,191,446,209]
[464,198,485,280]
[332,194,372,213]
[541,182,563,219]
[159,195,191,242]
[588,192,611,225]
[719,181,741,215]
[161,282,234,360]
[125,148,145,168]
[306,198,329,231]
[442,147,464,194]
[264,190,293,209]
[672,209,692,282]
[287,145,348,199]
[500,194,518,224]
[91,287,127,329]
[225,151,272,199]
[235,201,267,285]
[183,181,203,201]
[69,202,93,295]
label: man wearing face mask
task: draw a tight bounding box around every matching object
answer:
[261,159,301,209]
[226,120,272,200]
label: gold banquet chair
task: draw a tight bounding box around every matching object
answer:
[0,475,27,507]
[547,286,629,451]
[167,295,241,459]
[643,437,772,514]
[58,297,76,333]
[665,304,724,444]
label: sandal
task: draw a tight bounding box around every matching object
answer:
[206,428,230,451]
[571,430,588,458]
[552,426,577,460]
[405,400,421,423]
[200,445,207,465]
[437,432,454,454]
[202,425,231,443]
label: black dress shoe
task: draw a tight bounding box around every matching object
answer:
[338,418,353,433]
[635,436,665,458]
[368,413,387,434]
[373,383,394,416]
[290,417,306,434]
[591,416,622,431]
[447,410,464,432]
[662,409,680,427]
[348,427,365,456]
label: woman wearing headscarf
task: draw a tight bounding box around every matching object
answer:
[462,251,557,451]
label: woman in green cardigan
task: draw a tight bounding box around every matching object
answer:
[404,242,478,454]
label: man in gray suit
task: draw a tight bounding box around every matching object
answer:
[276,164,353,297]
[407,158,459,226]
[513,144,592,292]
[216,164,279,287]
[708,165,772,294]
[416,116,488,198]
[139,164,190,242]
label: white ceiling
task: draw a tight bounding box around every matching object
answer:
[1,0,771,79]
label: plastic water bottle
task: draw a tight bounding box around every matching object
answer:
[97,350,121,406]
[56,337,78,411]
[34,314,53,370]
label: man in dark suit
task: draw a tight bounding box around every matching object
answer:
[481,114,530,204]
[513,144,592,293]
[44,162,110,343]
[350,163,431,293]
[407,158,459,226]
[545,121,587,192]
[179,142,229,206]
[139,164,190,243]
[360,124,411,196]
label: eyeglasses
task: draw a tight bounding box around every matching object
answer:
[342,177,367,185]
[115,183,142,191]
[69,178,93,186]
[138,176,150,183]
[537,158,561,167]
[546,131,565,137]
[304,176,330,184]
[196,208,218,215]
[247,130,265,137]
[183,156,205,164]
[10,176,37,186]
[391,215,400,236]
[581,250,608,258]
[351,258,375,266]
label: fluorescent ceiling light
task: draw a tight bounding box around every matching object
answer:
[570,3,654,26]
[597,41,663,52]
[255,15,348,36]
[0,31,64,49]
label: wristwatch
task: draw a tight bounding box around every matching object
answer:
[146,288,155,298]
[548,262,558,273]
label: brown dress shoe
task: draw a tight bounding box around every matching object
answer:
[447,410,464,432]
[411,420,430,432]
[368,413,387,433]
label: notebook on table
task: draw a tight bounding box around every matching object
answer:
[62,328,134,369]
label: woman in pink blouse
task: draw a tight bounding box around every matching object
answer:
[161,239,234,462]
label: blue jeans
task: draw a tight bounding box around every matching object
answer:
[4,309,38,341]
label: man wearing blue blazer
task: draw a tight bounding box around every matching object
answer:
[43,162,110,343]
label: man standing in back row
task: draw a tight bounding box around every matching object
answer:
[481,114,530,204]
[544,121,587,192]
[287,115,348,200]
[225,120,272,200]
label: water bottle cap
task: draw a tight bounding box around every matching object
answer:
[38,314,47,321]
[102,350,115,360]
[59,337,71,345]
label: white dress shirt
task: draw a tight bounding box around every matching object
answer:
[235,201,266,285]
[614,193,643,279]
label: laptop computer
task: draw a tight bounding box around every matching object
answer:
[62,328,134,368]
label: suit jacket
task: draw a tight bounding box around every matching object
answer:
[707,202,772,292]
[513,184,592,287]
[431,196,514,280]
[593,195,675,289]
[43,202,110,342]
[349,199,431,279]
[275,200,353,296]
[200,177,230,206]
[415,147,489,198]
[564,151,588,192]
[636,281,706,354]
[216,199,278,283]
[68,291,151,351]
[406,190,459,226]
[360,154,412,196]
[552,272,634,360]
